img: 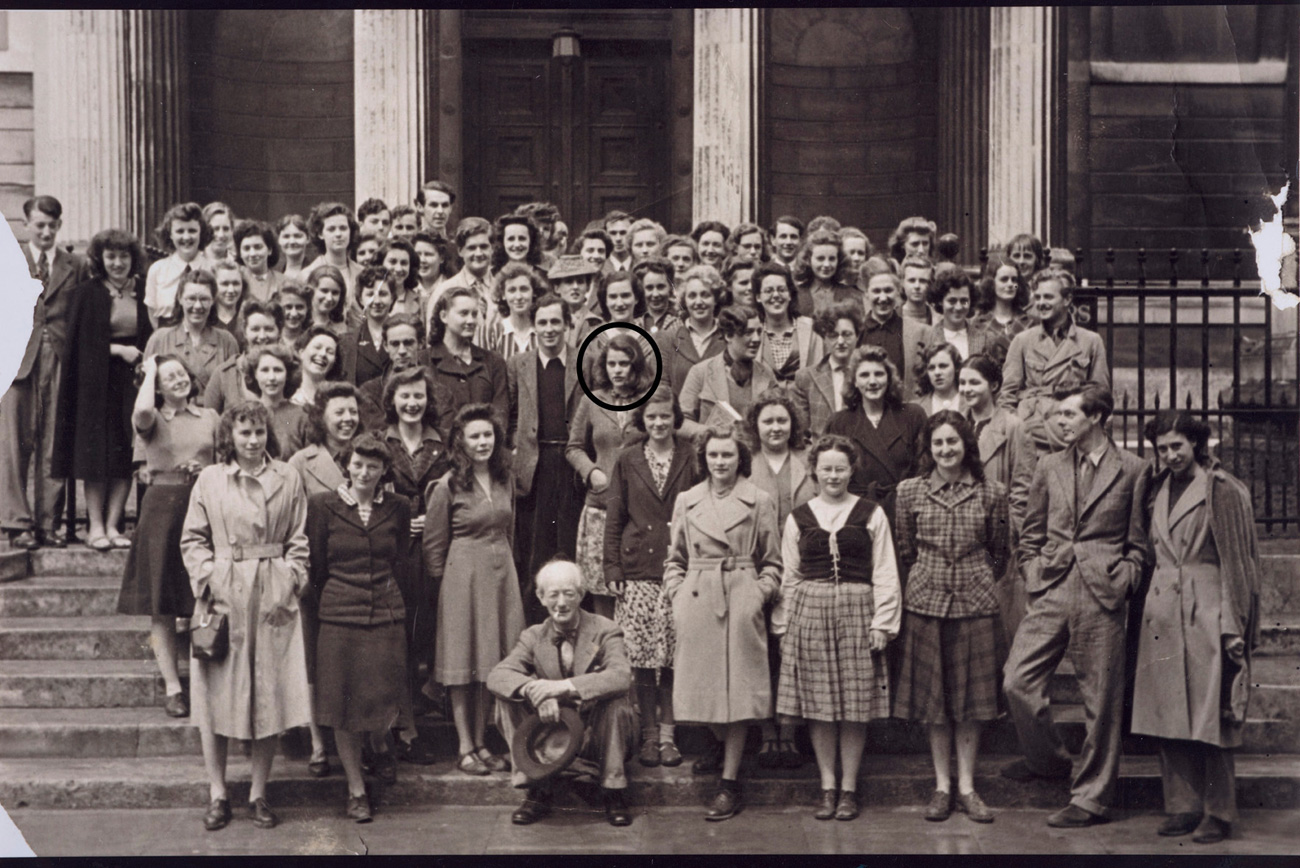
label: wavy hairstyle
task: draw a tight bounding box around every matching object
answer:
[492,213,543,271]
[339,431,395,487]
[813,298,865,341]
[976,250,1030,314]
[493,261,549,318]
[591,331,650,395]
[960,352,1004,395]
[807,433,862,484]
[1144,409,1213,466]
[154,202,213,252]
[792,227,853,288]
[843,345,904,412]
[726,222,772,262]
[926,267,976,315]
[445,403,511,493]
[412,231,459,280]
[915,409,985,482]
[307,202,359,254]
[676,264,727,320]
[917,342,964,397]
[293,325,345,382]
[243,343,300,398]
[305,381,361,447]
[746,387,807,452]
[376,238,421,292]
[305,265,347,324]
[596,269,645,321]
[694,423,753,480]
[887,216,938,263]
[216,401,282,463]
[382,365,441,429]
[232,220,281,270]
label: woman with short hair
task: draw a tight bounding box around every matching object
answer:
[302,202,363,306]
[146,202,211,327]
[234,220,284,305]
[661,264,727,397]
[792,228,860,318]
[275,214,311,280]
[752,261,823,384]
[143,268,240,397]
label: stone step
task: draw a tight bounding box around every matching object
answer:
[0,575,121,617]
[1258,616,1300,656]
[0,660,188,709]
[0,549,29,583]
[0,616,153,660]
[1261,551,1300,616]
[2,753,1297,812]
[30,548,128,578]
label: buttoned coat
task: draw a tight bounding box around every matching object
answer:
[603,434,699,586]
[663,478,783,723]
[19,245,86,381]
[306,490,411,626]
[566,390,642,509]
[180,459,312,740]
[859,314,928,399]
[791,358,838,437]
[507,348,583,496]
[999,321,1111,418]
[679,353,779,439]
[382,424,449,516]
[825,402,927,522]
[288,444,346,497]
[427,342,509,439]
[661,322,726,397]
[339,323,387,388]
[487,611,633,706]
[1018,440,1151,612]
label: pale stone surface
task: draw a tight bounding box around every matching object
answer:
[692,8,759,227]
[354,10,427,210]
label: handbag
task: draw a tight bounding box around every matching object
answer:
[190,589,229,662]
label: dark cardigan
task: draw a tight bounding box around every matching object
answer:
[603,433,700,585]
[306,490,412,626]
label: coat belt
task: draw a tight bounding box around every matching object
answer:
[687,555,755,619]
[217,543,286,561]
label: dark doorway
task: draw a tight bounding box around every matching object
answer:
[463,38,672,235]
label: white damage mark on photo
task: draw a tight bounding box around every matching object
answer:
[0,803,35,857]
[1250,182,1297,311]
[0,219,40,398]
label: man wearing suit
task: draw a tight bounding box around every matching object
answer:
[507,293,584,624]
[1002,383,1151,827]
[487,559,637,827]
[859,272,926,400]
[0,196,87,548]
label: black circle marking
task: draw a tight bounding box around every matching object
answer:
[575,321,663,412]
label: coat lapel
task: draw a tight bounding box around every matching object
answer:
[261,461,287,503]
[304,449,341,492]
[978,413,1010,464]
[1080,445,1122,517]
[626,441,659,498]
[521,351,539,419]
[1166,465,1208,532]
[50,249,73,297]
[683,485,731,545]
[572,611,599,676]
[812,363,836,411]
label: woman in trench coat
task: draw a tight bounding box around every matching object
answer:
[180,401,312,832]
[664,424,782,822]
[1131,411,1261,845]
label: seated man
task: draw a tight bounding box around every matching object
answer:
[486,559,637,827]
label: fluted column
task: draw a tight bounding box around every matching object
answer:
[354,10,427,209]
[938,7,989,264]
[988,7,1059,249]
[693,8,761,226]
[125,10,188,242]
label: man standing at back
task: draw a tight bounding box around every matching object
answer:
[0,196,87,549]
[417,180,456,240]
[1001,383,1151,827]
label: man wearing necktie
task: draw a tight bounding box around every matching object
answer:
[0,196,87,549]
[1001,383,1152,829]
[487,559,637,827]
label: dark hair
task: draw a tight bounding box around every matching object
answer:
[530,291,572,327]
[926,268,976,315]
[631,384,683,432]
[87,229,147,282]
[382,365,440,429]
[592,332,649,394]
[1144,410,1212,465]
[275,213,310,249]
[844,345,904,411]
[813,299,865,340]
[793,227,852,288]
[860,256,899,287]
[243,343,300,398]
[307,202,359,253]
[374,239,420,292]
[695,424,753,479]
[747,388,806,451]
[721,255,757,287]
[176,267,221,328]
[888,216,938,262]
[454,216,493,252]
[340,431,395,486]
[1053,382,1114,426]
[356,266,395,312]
[917,342,964,397]
[576,228,613,258]
[597,269,645,321]
[807,433,862,483]
[717,304,759,339]
[492,213,543,271]
[493,261,549,318]
[1005,233,1048,274]
[382,312,425,345]
[727,222,772,261]
[514,201,559,226]
[417,180,457,206]
[428,285,477,346]
[412,231,458,279]
[293,325,345,382]
[632,255,675,295]
[447,403,510,493]
[960,352,1004,394]
[770,215,804,238]
[752,261,799,320]
[216,401,282,462]
[232,220,281,270]
[977,250,1030,314]
[391,204,419,226]
[691,220,731,247]
[915,410,985,482]
[356,198,390,223]
[305,265,347,323]
[155,202,213,252]
[144,353,201,407]
[242,299,286,334]
[23,195,62,220]
[306,381,361,447]
[676,264,726,320]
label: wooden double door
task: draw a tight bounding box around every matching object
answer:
[463,38,672,235]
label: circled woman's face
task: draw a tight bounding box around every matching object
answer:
[254,354,287,399]
[605,348,633,392]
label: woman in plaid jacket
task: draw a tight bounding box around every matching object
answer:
[893,410,1011,824]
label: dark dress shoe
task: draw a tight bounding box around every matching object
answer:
[511,791,553,825]
[834,790,860,821]
[308,753,331,778]
[956,790,994,823]
[10,531,38,551]
[813,789,838,821]
[1001,757,1072,782]
[203,798,231,831]
[1158,812,1203,836]
[659,741,683,767]
[604,789,632,826]
[163,692,189,718]
[38,531,67,549]
[638,737,661,767]
[924,789,953,822]
[374,750,398,785]
[705,786,741,821]
[346,793,373,823]
[1047,804,1107,828]
[1192,815,1230,844]
[692,740,725,775]
[248,797,278,829]
[395,735,437,765]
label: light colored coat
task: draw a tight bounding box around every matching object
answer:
[791,358,839,437]
[180,459,312,740]
[747,448,816,530]
[566,390,642,509]
[288,443,347,497]
[999,321,1110,419]
[664,478,782,723]
[678,352,779,440]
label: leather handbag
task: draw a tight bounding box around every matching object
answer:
[190,589,228,662]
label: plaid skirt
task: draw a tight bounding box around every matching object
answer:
[776,581,891,723]
[614,580,675,670]
[893,610,1005,723]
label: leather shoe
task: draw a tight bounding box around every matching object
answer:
[248,797,278,829]
[1047,804,1107,828]
[659,741,683,767]
[834,790,860,821]
[638,737,661,767]
[38,531,66,549]
[956,790,994,823]
[163,692,189,718]
[813,788,838,821]
[924,789,953,822]
[604,788,632,826]
[692,740,725,775]
[308,752,331,778]
[346,792,373,823]
[202,798,231,831]
[10,531,38,551]
[705,786,740,821]
[395,735,437,765]
[1001,757,1071,782]
[1192,815,1230,844]
[511,791,553,825]
[1158,812,1203,836]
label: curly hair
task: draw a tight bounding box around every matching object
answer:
[793,228,853,288]
[751,261,799,321]
[216,401,282,463]
[977,250,1030,314]
[917,342,963,397]
[726,222,772,262]
[813,299,865,341]
[1144,409,1213,466]
[807,433,862,483]
[154,202,213,252]
[242,299,285,334]
[694,424,753,480]
[412,231,458,280]
[305,381,361,447]
[888,216,938,263]
[141,354,201,408]
[375,239,420,292]
[592,331,650,394]
[632,255,674,294]
[746,388,807,452]
[658,234,699,265]
[926,268,976,316]
[293,325,345,382]
[307,202,359,253]
[576,228,613,259]
[305,265,347,324]
[454,216,493,252]
[597,269,645,321]
[676,264,727,321]
[356,197,389,224]
[915,409,985,482]
[175,267,221,328]
[627,218,666,249]
[446,403,511,493]
[339,431,395,487]
[232,220,281,270]
[243,343,300,398]
[843,345,904,412]
[717,304,759,339]
[1030,266,1076,299]
[382,365,441,429]
[631,383,684,432]
[492,213,543,272]
[960,352,1004,394]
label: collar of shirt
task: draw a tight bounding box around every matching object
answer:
[226,456,270,479]
[1074,440,1109,468]
[927,468,976,493]
[336,483,385,508]
[764,323,795,340]
[158,404,202,422]
[539,344,568,369]
[686,321,718,341]
[29,242,51,268]
[864,311,899,331]
[385,423,442,448]
[1040,316,1076,342]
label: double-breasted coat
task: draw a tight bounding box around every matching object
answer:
[180,459,312,740]
[999,320,1110,421]
[824,402,928,524]
[603,434,700,586]
[663,478,783,723]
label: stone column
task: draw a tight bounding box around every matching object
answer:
[938,7,990,264]
[354,10,427,209]
[987,7,1059,249]
[124,10,188,241]
[692,9,761,227]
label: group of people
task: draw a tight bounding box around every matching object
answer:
[0,190,1259,844]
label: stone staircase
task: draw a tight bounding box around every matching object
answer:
[0,543,1297,814]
